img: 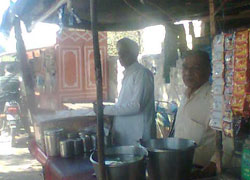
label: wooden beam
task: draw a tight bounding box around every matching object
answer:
[202,12,250,22]
[209,0,216,37]
[214,0,227,16]
[90,0,106,180]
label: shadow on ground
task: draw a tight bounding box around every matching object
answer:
[0,132,43,180]
[0,171,43,180]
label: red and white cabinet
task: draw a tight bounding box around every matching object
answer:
[55,29,108,108]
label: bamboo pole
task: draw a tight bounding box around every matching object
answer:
[209,0,223,175]
[90,0,106,179]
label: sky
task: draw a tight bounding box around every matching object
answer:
[0,0,59,54]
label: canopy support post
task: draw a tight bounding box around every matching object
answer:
[14,18,37,135]
[209,0,223,175]
[90,0,106,179]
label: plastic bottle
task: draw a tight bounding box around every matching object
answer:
[242,136,250,180]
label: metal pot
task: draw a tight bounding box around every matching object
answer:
[67,132,79,139]
[81,134,93,153]
[60,139,74,158]
[90,146,147,180]
[73,138,83,156]
[44,128,64,157]
[91,134,97,150]
[141,138,196,180]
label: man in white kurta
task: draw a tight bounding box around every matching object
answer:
[175,81,215,167]
[103,38,156,145]
[175,51,235,178]
[174,50,217,177]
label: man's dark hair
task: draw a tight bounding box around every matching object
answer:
[184,50,211,71]
[117,38,139,57]
[5,64,15,73]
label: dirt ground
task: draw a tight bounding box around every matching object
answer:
[0,131,43,180]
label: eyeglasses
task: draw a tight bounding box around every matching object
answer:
[182,65,202,72]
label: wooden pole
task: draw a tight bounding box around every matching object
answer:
[209,0,216,37]
[14,18,37,135]
[90,0,106,179]
[209,0,223,175]
[14,18,37,113]
[215,131,223,174]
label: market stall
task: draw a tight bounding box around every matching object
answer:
[0,0,250,180]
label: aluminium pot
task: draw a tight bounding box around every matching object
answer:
[44,128,64,157]
[141,138,196,180]
[90,146,148,180]
[60,139,74,158]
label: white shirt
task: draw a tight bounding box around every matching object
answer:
[104,61,156,145]
[175,82,216,167]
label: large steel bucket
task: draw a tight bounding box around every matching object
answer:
[142,138,196,180]
[90,146,147,180]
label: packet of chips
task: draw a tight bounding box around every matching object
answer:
[212,63,224,78]
[213,34,224,61]
[233,70,248,83]
[231,95,245,109]
[222,121,234,137]
[235,30,248,44]
[212,95,224,110]
[209,111,223,130]
[235,43,248,57]
[233,83,247,96]
[225,50,234,70]
[225,33,234,51]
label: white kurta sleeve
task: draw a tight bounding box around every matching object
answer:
[104,69,153,116]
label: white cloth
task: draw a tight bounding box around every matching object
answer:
[104,61,156,145]
[175,82,216,167]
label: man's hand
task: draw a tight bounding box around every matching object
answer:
[202,162,216,177]
[93,103,105,114]
[190,162,216,179]
[93,102,97,114]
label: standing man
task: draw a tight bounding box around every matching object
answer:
[174,50,216,176]
[103,38,156,146]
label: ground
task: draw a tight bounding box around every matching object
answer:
[0,131,43,180]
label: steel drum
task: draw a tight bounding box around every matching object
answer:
[90,146,147,180]
[142,138,196,180]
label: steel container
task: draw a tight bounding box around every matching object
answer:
[60,139,74,158]
[73,138,83,156]
[90,146,147,180]
[67,132,79,139]
[91,134,97,150]
[81,134,93,153]
[44,128,64,157]
[142,138,196,180]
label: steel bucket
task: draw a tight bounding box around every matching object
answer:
[90,146,147,180]
[142,138,196,180]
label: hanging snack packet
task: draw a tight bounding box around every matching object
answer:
[235,30,248,44]
[222,121,234,137]
[225,33,234,51]
[225,50,234,70]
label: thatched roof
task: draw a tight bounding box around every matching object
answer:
[1,0,250,33]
